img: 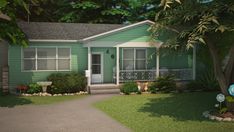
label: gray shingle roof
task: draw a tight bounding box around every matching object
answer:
[17,22,125,40]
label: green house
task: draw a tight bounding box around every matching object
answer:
[0,20,196,93]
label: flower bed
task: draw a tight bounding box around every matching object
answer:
[203,110,234,122]
[21,91,88,97]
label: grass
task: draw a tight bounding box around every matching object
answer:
[0,95,86,107]
[95,92,234,132]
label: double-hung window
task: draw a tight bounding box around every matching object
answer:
[23,47,71,71]
[122,48,147,70]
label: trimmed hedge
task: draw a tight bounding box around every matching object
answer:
[47,72,86,94]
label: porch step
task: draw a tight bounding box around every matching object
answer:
[90,89,120,94]
[89,84,120,94]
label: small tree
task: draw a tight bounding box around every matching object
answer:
[151,0,234,110]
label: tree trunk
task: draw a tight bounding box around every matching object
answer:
[224,44,234,85]
[205,37,229,95]
[205,37,234,111]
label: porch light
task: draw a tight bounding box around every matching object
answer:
[106,49,109,54]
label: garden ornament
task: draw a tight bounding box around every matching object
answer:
[228,84,234,96]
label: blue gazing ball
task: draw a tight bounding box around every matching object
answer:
[228,84,234,96]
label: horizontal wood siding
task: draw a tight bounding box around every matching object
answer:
[160,49,193,69]
[8,42,88,92]
[95,25,151,42]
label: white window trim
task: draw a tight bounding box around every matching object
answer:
[21,46,71,72]
[122,48,147,70]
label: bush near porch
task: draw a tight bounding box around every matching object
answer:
[47,72,86,94]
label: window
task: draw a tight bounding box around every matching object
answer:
[122,48,147,70]
[23,47,71,71]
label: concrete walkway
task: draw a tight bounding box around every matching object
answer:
[0,95,130,132]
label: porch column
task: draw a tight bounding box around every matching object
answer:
[116,46,120,85]
[192,45,196,80]
[88,47,91,86]
[156,48,160,78]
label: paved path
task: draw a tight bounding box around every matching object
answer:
[0,95,130,132]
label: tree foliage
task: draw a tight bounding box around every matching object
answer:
[0,0,30,46]
[150,0,234,97]
[16,0,161,24]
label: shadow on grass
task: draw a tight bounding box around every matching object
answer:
[0,95,32,108]
[138,92,217,121]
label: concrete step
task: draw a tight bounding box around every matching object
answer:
[90,85,119,90]
[90,88,120,94]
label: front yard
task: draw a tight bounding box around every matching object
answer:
[0,95,86,107]
[95,92,234,132]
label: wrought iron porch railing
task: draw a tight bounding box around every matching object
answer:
[119,70,156,82]
[119,68,193,82]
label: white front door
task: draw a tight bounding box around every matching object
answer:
[91,53,103,83]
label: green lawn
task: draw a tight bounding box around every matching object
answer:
[95,92,234,132]
[0,95,86,107]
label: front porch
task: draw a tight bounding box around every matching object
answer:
[85,41,196,86]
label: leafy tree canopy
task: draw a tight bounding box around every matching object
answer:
[150,0,234,97]
[0,0,30,46]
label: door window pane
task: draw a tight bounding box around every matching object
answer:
[37,59,56,70]
[37,48,56,58]
[24,60,36,70]
[24,48,35,58]
[58,59,70,70]
[58,48,70,58]
[92,54,101,64]
[92,65,101,74]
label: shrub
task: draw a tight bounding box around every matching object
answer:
[187,70,219,91]
[27,83,42,94]
[150,74,176,93]
[46,85,63,94]
[121,82,138,95]
[47,72,86,94]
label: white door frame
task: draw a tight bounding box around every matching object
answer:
[91,52,103,83]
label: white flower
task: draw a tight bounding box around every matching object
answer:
[214,104,219,108]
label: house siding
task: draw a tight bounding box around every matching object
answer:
[94,24,151,42]
[160,49,193,69]
[8,42,88,92]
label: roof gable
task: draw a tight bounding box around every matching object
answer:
[82,20,154,41]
